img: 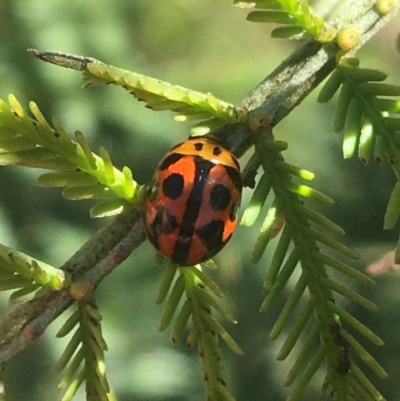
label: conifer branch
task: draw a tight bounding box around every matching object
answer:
[156,264,241,401]
[0,95,142,216]
[0,244,68,304]
[319,57,400,265]
[225,0,400,155]
[56,300,110,401]
[235,0,335,41]
[0,207,146,364]
[27,49,245,128]
[242,128,385,399]
[0,0,398,395]
[27,1,399,156]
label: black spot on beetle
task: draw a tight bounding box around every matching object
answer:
[147,207,179,243]
[213,146,222,156]
[159,153,183,171]
[210,184,231,211]
[194,142,203,151]
[196,220,225,252]
[162,173,184,199]
[163,210,179,234]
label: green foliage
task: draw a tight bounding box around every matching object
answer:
[0,55,390,401]
[0,95,141,217]
[318,58,400,263]
[56,301,110,401]
[239,135,384,400]
[84,63,245,124]
[28,49,248,136]
[1,2,400,401]
[233,0,336,41]
[0,243,67,303]
[157,263,242,401]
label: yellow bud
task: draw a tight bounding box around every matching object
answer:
[376,0,395,14]
[337,27,361,51]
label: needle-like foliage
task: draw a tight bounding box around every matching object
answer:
[0,95,141,217]
[0,244,67,303]
[233,0,336,41]
[56,300,110,401]
[0,1,399,401]
[319,58,400,264]
[27,49,248,136]
[157,263,242,401]
[239,133,385,401]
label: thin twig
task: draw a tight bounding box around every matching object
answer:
[224,0,400,155]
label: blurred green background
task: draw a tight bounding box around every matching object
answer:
[0,1,400,400]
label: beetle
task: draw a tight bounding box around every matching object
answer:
[144,137,242,265]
